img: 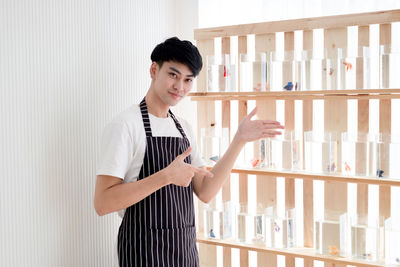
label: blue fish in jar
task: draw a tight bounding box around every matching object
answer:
[209,229,215,238]
[210,156,219,162]
[376,169,384,178]
[283,82,294,91]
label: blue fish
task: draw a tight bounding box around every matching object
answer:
[209,229,215,238]
[327,162,336,172]
[274,222,280,232]
[377,169,384,178]
[210,156,219,162]
[283,82,293,91]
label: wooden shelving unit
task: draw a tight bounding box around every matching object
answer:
[193,9,400,267]
[189,89,400,100]
[196,235,389,267]
[203,166,400,187]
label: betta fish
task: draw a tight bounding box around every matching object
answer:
[210,156,219,162]
[209,229,215,238]
[376,169,384,178]
[283,81,294,91]
[329,246,340,256]
[343,61,352,71]
[344,162,351,172]
[250,158,260,168]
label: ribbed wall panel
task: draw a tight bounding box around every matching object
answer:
[0,0,181,266]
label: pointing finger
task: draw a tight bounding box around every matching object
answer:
[192,166,214,178]
[178,147,192,159]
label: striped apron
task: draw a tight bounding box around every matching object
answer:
[117,98,199,267]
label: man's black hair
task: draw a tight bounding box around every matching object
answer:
[151,37,203,77]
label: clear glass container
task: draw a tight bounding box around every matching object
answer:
[385,217,400,265]
[270,50,306,91]
[203,201,234,239]
[380,45,400,89]
[236,140,261,169]
[333,47,371,90]
[341,132,373,176]
[206,54,237,92]
[240,52,270,92]
[200,127,229,166]
[304,131,338,174]
[372,133,400,179]
[236,203,265,244]
[257,138,268,168]
[265,207,296,248]
[315,212,349,256]
[354,46,371,89]
[264,131,301,171]
[320,48,346,90]
[350,215,384,261]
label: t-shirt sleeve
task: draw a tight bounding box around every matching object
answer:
[96,121,133,179]
[180,119,206,168]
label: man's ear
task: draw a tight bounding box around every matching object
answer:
[150,62,158,79]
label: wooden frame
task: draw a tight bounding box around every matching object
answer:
[193,9,400,267]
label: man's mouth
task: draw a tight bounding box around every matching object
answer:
[169,91,183,98]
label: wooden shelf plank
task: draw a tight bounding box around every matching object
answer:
[194,9,400,40]
[188,89,400,101]
[196,235,387,267]
[204,166,400,186]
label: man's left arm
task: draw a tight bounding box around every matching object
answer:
[192,107,284,203]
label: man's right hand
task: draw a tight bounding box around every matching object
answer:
[164,147,213,187]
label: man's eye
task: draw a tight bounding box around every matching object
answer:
[169,73,177,78]
[185,79,193,83]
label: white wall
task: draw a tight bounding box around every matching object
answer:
[0,0,198,266]
[199,0,400,27]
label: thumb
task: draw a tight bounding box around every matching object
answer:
[247,106,258,120]
[178,146,192,160]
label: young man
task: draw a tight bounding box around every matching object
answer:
[94,37,284,267]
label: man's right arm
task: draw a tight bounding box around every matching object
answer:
[94,147,211,216]
[94,172,169,216]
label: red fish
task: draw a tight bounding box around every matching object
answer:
[344,162,351,172]
[343,61,352,71]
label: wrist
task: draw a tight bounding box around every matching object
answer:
[232,133,246,147]
[160,168,171,186]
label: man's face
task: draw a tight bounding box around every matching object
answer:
[151,61,195,106]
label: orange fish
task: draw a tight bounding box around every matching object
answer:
[344,162,351,172]
[329,245,340,256]
[323,67,334,76]
[250,158,263,168]
[343,61,352,71]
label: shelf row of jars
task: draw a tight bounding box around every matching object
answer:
[203,202,296,248]
[206,45,400,92]
[200,129,400,179]
[203,202,400,265]
[315,212,399,264]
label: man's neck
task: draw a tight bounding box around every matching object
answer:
[145,90,169,118]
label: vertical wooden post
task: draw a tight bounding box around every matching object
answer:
[196,39,218,267]
[238,99,249,267]
[323,27,348,267]
[379,24,392,223]
[283,31,296,267]
[302,29,314,267]
[357,26,370,225]
[238,35,249,267]
[221,36,232,267]
[254,33,278,267]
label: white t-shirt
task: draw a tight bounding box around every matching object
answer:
[96,104,205,184]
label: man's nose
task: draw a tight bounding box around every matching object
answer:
[173,79,184,92]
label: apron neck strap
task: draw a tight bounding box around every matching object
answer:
[139,98,187,139]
